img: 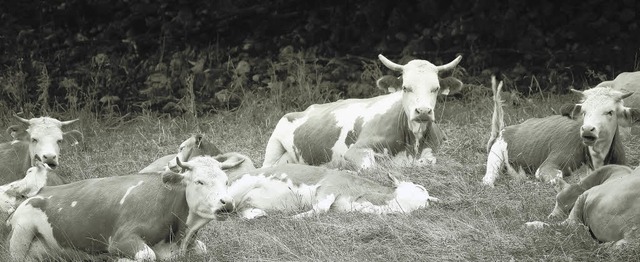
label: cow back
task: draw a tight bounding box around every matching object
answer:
[22,174,188,253]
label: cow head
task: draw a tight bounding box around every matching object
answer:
[378,54,462,125]
[12,115,83,168]
[162,156,233,221]
[388,173,438,212]
[548,177,582,219]
[168,134,221,171]
[0,157,51,214]
[560,87,640,146]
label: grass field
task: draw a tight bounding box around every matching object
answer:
[2,87,640,261]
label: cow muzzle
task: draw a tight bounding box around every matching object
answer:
[580,125,597,145]
[38,154,59,168]
[412,107,434,122]
[214,199,234,221]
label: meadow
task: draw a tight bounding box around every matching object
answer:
[2,81,639,261]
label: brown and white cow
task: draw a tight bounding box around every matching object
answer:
[138,134,223,174]
[596,71,640,109]
[139,134,255,176]
[8,156,233,261]
[262,54,463,169]
[227,164,438,219]
[482,76,639,186]
[528,165,640,246]
[0,115,82,185]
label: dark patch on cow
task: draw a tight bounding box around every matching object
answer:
[26,197,48,211]
[292,110,341,165]
[345,117,364,147]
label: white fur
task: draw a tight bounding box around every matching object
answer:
[120,181,144,205]
[263,115,310,166]
[9,198,63,260]
[483,137,508,187]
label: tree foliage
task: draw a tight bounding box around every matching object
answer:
[1,0,638,114]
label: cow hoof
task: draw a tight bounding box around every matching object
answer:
[524,221,548,229]
[241,208,267,219]
[481,179,495,187]
[193,240,207,255]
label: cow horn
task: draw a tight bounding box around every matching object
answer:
[436,55,463,71]
[387,173,400,186]
[620,92,634,100]
[60,119,79,126]
[378,54,404,72]
[176,157,192,171]
[13,114,30,124]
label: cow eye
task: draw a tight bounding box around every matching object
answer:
[606,110,614,116]
[32,138,38,143]
[195,180,205,185]
[432,87,440,93]
[402,86,413,92]
[57,139,62,144]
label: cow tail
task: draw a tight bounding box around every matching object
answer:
[487,76,505,153]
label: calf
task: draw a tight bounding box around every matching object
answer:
[227,164,438,219]
[262,54,462,169]
[483,77,639,186]
[8,156,233,261]
[0,115,82,184]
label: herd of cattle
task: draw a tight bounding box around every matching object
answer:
[1,55,640,260]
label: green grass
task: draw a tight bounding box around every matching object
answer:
[3,90,640,261]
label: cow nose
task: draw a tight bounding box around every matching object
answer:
[415,107,432,115]
[581,125,595,133]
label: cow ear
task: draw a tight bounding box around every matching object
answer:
[215,153,247,171]
[161,171,186,185]
[63,130,84,146]
[439,77,463,96]
[619,107,640,127]
[387,173,400,186]
[195,134,203,148]
[560,104,582,119]
[6,125,28,141]
[376,75,402,93]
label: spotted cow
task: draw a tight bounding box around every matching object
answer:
[139,134,255,176]
[138,134,222,174]
[483,76,639,186]
[8,156,233,261]
[0,115,82,185]
[528,165,640,246]
[262,54,463,169]
[227,164,438,219]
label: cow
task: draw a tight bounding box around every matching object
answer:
[139,134,255,176]
[138,134,222,174]
[548,164,632,219]
[227,164,438,219]
[8,156,234,261]
[596,71,640,109]
[261,54,463,169]
[527,165,640,247]
[0,115,82,185]
[482,76,639,186]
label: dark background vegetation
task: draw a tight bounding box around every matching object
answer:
[1,0,639,115]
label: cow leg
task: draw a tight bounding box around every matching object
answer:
[292,194,337,218]
[262,137,288,167]
[108,235,156,261]
[238,208,268,219]
[534,163,563,183]
[482,138,508,187]
[562,192,588,227]
[344,148,376,169]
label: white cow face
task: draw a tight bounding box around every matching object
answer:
[163,156,233,221]
[378,55,462,127]
[561,88,640,146]
[388,174,437,212]
[0,160,51,214]
[13,116,81,168]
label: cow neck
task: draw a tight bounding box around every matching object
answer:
[159,183,190,243]
[584,126,621,169]
[396,106,425,157]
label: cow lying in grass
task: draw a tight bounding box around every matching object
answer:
[138,134,222,174]
[149,137,437,219]
[8,156,233,261]
[483,76,639,186]
[1,115,82,185]
[262,54,463,169]
[225,164,439,219]
[527,164,640,247]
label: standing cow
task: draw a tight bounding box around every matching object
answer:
[8,156,233,261]
[482,76,639,186]
[1,115,82,185]
[262,54,463,169]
